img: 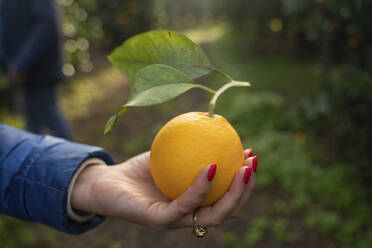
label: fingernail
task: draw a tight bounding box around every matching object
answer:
[252,156,258,172]
[244,167,252,184]
[207,164,217,181]
[247,149,253,157]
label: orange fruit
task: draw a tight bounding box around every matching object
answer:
[150,112,244,206]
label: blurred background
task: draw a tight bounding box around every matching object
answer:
[1,0,372,247]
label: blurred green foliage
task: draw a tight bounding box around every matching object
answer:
[109,241,122,248]
[271,218,294,243]
[0,217,36,248]
[222,232,238,247]
[0,109,25,129]
[244,217,269,246]
[225,0,372,69]
[305,210,340,234]
[299,67,372,189]
[152,0,224,30]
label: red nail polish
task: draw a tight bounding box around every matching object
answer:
[244,167,252,184]
[252,156,258,172]
[247,149,253,157]
[207,164,217,181]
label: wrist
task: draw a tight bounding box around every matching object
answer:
[70,161,107,215]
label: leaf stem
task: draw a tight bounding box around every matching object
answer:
[208,81,251,117]
[196,85,216,94]
[213,68,233,81]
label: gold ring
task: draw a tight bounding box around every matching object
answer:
[192,209,208,237]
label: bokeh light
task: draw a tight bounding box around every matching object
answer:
[62,22,76,37]
[64,39,77,52]
[61,0,73,7]
[77,38,89,51]
[269,18,283,32]
[62,63,75,76]
[75,8,88,21]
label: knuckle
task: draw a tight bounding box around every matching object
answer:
[232,193,242,203]
[189,186,208,201]
[226,191,242,205]
[196,190,208,201]
[174,200,191,216]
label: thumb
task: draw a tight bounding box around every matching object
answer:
[166,164,216,222]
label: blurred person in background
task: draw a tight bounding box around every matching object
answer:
[0,0,4,72]
[0,0,72,140]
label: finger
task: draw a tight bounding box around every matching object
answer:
[196,166,249,227]
[231,157,258,217]
[244,148,253,159]
[244,156,254,166]
[230,169,255,217]
[165,164,216,224]
[251,155,258,173]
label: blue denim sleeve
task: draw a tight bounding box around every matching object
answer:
[0,124,115,234]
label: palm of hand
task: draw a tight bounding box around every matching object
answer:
[94,152,174,228]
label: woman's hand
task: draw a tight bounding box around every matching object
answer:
[71,149,257,230]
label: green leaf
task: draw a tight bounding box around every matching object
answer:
[124,64,214,107]
[104,114,118,137]
[117,106,128,116]
[108,30,213,82]
[104,106,128,136]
